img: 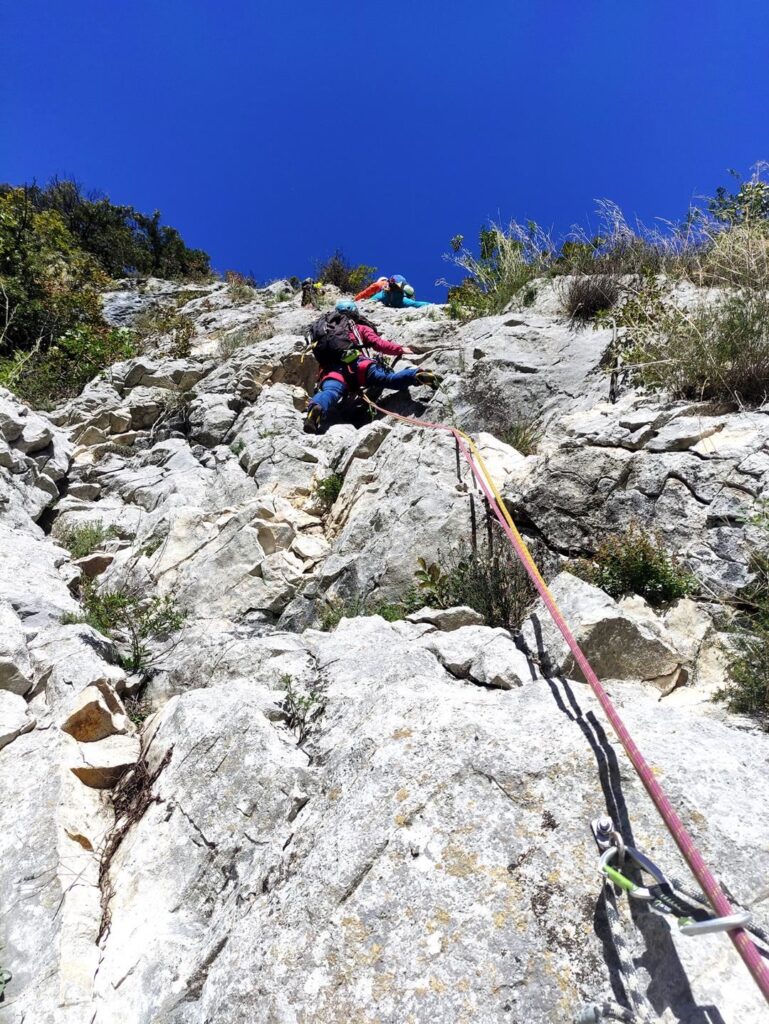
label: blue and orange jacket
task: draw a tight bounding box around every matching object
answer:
[369,290,430,309]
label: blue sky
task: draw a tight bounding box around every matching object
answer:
[3,1,768,299]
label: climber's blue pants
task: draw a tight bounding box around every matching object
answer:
[309,365,418,417]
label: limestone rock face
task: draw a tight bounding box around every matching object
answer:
[1,280,768,1023]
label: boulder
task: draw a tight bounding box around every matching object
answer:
[29,624,127,712]
[407,605,485,631]
[60,680,133,742]
[521,572,684,687]
[69,733,141,788]
[0,690,35,749]
[73,551,115,578]
[0,600,33,694]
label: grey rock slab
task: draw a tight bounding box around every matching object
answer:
[92,686,311,1022]
[84,616,768,1024]
[0,523,79,626]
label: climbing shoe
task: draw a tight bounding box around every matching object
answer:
[303,405,323,434]
[415,370,441,389]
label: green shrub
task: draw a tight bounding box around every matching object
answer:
[317,591,422,631]
[618,286,769,406]
[442,222,550,320]
[64,580,185,673]
[225,270,257,304]
[316,250,375,294]
[501,417,543,456]
[0,324,137,408]
[568,523,695,606]
[0,187,107,355]
[715,625,769,727]
[56,520,117,559]
[414,532,537,632]
[715,535,769,727]
[314,472,344,510]
[562,275,620,323]
[0,178,210,280]
[133,306,194,357]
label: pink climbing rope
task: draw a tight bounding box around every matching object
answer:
[365,396,769,1005]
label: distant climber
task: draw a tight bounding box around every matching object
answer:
[301,278,324,308]
[368,274,430,308]
[303,300,440,433]
[354,276,389,301]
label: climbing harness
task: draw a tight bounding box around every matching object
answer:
[361,394,769,1007]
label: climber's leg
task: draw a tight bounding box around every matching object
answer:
[304,377,347,433]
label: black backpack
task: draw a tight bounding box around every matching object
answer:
[307,309,377,368]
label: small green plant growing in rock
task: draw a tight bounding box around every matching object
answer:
[133,306,194,357]
[501,417,543,456]
[225,270,257,304]
[714,527,769,728]
[414,534,538,632]
[216,321,272,360]
[230,439,245,456]
[414,558,454,608]
[568,523,695,607]
[56,521,117,559]
[314,472,344,511]
[318,592,422,630]
[123,691,154,728]
[280,674,325,744]
[141,536,164,558]
[64,580,186,673]
[318,596,363,631]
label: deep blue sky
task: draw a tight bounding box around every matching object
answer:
[3,1,768,299]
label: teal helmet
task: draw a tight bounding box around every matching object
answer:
[336,299,359,314]
[389,274,407,290]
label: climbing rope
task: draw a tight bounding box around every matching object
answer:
[362,394,769,1006]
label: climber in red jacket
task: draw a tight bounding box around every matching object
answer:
[303,300,440,433]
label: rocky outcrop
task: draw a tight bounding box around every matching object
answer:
[511,394,769,593]
[0,280,767,1023]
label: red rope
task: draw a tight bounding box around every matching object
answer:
[366,397,769,1004]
